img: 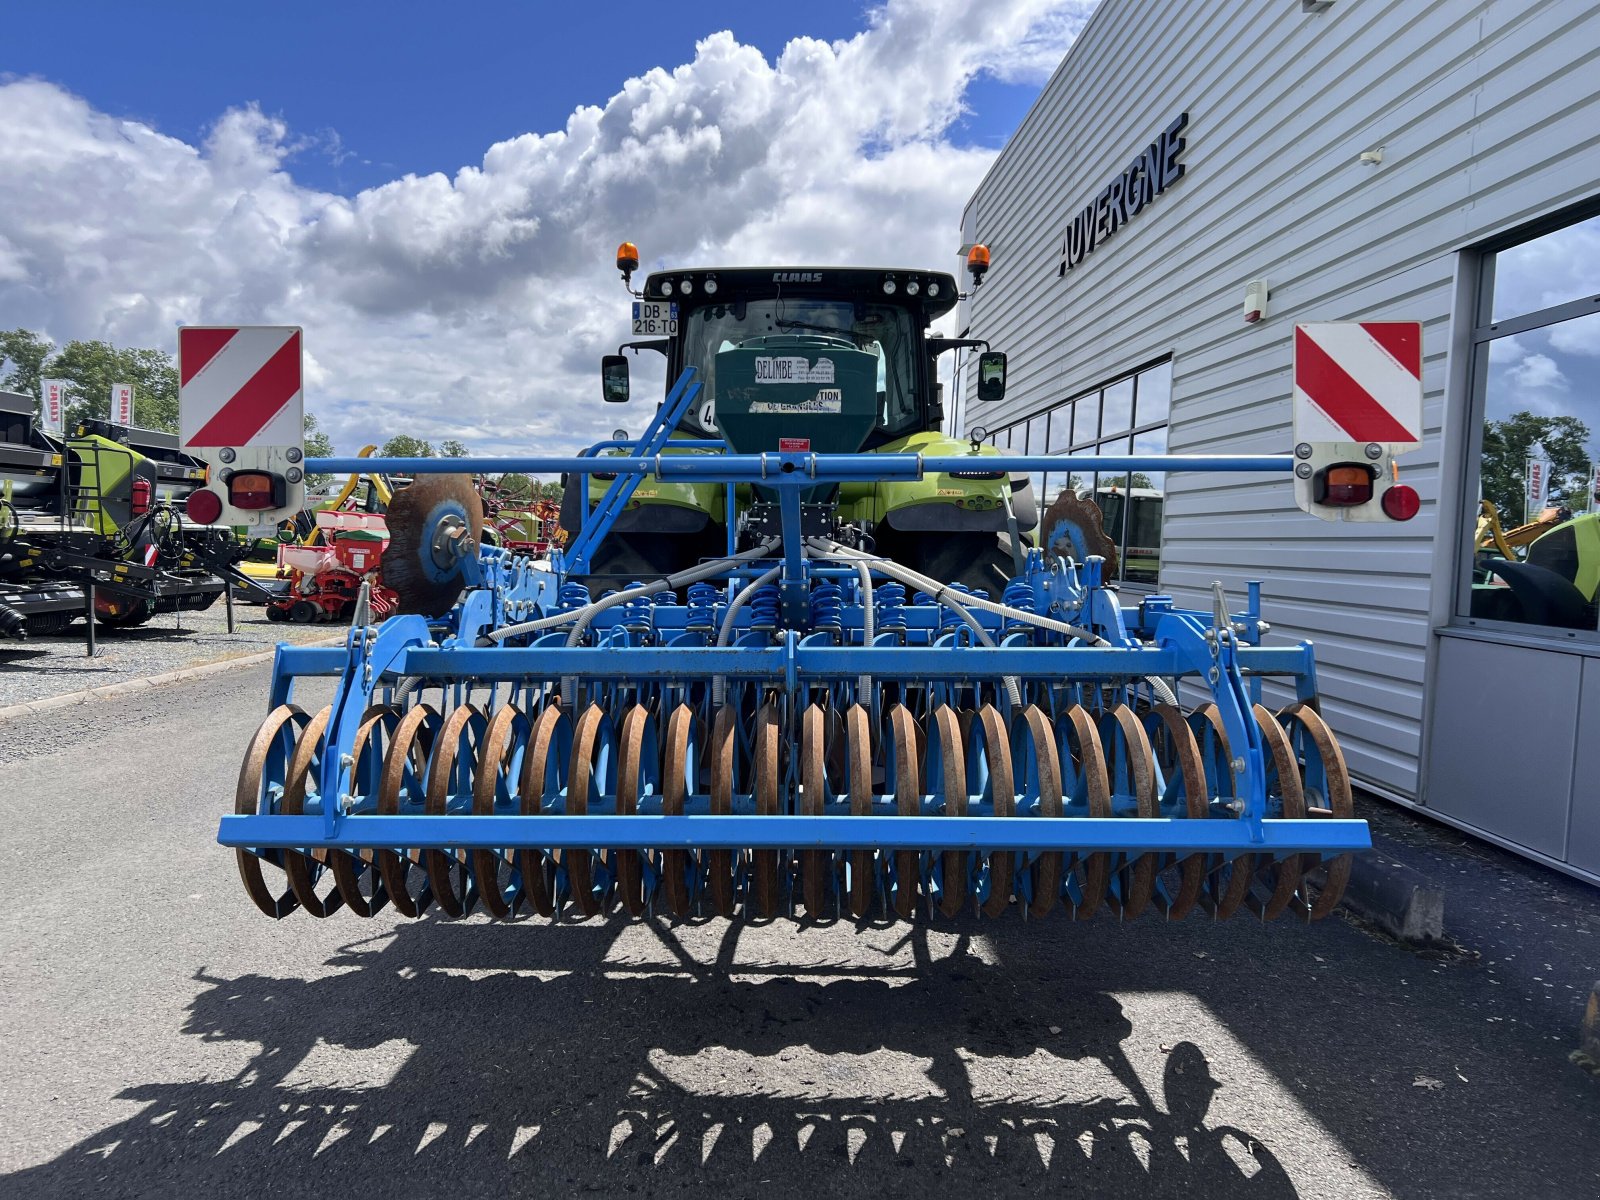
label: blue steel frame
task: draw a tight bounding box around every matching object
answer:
[220,368,1367,864]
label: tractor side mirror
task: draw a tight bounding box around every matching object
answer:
[601,355,630,403]
[976,351,1007,402]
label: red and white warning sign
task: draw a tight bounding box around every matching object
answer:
[1293,322,1422,449]
[179,326,303,449]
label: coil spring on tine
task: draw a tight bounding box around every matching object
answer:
[1002,579,1036,631]
[809,580,843,633]
[749,583,780,629]
[875,582,908,633]
[558,582,592,612]
[685,581,720,631]
[621,581,654,630]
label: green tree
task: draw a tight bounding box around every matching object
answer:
[538,480,564,501]
[492,472,534,500]
[439,438,469,457]
[0,328,53,403]
[50,339,180,432]
[379,434,434,458]
[1481,411,1593,522]
[304,412,335,491]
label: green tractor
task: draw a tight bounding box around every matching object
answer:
[563,249,1033,594]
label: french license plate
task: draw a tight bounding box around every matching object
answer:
[632,301,678,336]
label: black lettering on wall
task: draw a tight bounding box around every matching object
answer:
[1056,111,1189,276]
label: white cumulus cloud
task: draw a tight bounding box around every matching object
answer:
[0,0,1094,454]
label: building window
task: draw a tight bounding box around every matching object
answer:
[1460,207,1600,634]
[989,358,1172,586]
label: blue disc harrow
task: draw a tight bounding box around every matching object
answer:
[221,370,1364,924]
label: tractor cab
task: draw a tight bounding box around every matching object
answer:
[573,248,1026,591]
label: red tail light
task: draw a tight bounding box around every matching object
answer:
[1313,463,1376,507]
[130,477,152,516]
[227,470,285,511]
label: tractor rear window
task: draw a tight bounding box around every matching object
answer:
[681,300,918,439]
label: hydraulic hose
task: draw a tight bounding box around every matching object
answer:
[0,601,26,640]
[814,538,1186,706]
[484,540,778,643]
[808,539,1108,646]
[711,562,785,706]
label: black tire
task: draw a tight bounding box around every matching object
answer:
[290,600,320,624]
[875,528,1021,597]
[265,603,289,622]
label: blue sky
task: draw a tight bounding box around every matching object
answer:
[0,0,1092,452]
[7,1,1045,196]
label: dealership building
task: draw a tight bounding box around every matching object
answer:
[956,0,1600,881]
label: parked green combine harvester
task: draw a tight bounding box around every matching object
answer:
[0,389,259,640]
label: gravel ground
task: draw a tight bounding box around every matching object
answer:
[0,596,337,708]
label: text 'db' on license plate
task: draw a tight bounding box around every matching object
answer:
[632,301,678,335]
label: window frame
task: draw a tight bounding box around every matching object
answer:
[1451,199,1600,641]
[994,356,1174,587]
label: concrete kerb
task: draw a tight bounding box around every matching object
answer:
[0,635,345,725]
[1315,852,1446,945]
[1575,982,1600,1075]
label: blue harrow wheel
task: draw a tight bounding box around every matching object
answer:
[328,704,402,918]
[376,704,442,918]
[1142,704,1207,920]
[564,704,616,919]
[234,704,310,920]
[799,703,839,919]
[613,703,659,918]
[472,703,531,920]
[752,701,785,920]
[515,703,571,919]
[926,704,968,920]
[1279,703,1353,919]
[1013,705,1063,919]
[280,705,345,918]
[661,704,699,918]
[423,703,487,918]
[1249,705,1305,921]
[1102,705,1157,920]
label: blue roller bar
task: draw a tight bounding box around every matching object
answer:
[308,452,1294,479]
[218,814,1371,855]
[266,643,1317,681]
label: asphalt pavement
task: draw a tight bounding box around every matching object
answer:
[0,664,1595,1199]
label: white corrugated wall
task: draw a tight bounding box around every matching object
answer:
[960,0,1600,796]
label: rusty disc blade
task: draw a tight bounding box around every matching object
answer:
[381,474,485,616]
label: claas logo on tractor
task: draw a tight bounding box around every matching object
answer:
[1291,321,1423,523]
[177,325,307,527]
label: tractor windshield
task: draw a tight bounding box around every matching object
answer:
[680,299,919,439]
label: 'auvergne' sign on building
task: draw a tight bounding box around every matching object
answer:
[1059,113,1189,275]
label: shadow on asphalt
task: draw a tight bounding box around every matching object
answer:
[3,920,1295,1197]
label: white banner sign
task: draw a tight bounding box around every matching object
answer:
[111,382,134,427]
[1525,455,1550,516]
[40,378,68,435]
